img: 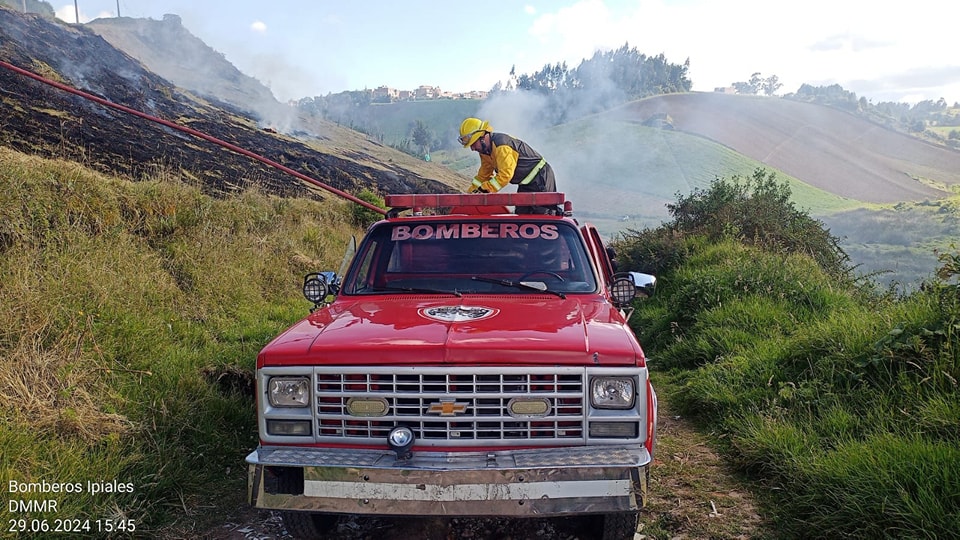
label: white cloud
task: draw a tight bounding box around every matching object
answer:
[54,4,112,24]
[250,20,267,33]
[528,0,618,60]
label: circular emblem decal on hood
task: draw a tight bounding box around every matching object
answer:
[419,306,499,323]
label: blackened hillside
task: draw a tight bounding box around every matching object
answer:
[0,7,458,197]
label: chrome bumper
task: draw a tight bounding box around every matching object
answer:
[247,445,650,516]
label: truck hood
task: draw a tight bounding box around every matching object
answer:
[259,295,644,366]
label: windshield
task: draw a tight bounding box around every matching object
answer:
[341,220,598,295]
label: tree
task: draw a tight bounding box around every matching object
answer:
[351,189,385,228]
[613,169,849,277]
[731,73,781,96]
[732,81,755,95]
[762,74,782,96]
[411,120,433,155]
[731,73,762,94]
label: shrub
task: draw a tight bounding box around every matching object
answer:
[631,240,854,361]
[350,188,386,228]
[611,168,851,278]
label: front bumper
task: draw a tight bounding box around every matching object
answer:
[247,444,650,516]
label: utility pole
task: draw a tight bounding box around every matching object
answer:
[116,0,120,17]
[74,0,79,23]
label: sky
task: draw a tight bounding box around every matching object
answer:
[52,0,960,106]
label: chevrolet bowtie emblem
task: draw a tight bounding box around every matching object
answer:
[426,400,469,416]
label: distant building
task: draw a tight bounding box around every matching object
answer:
[373,85,399,101]
[350,85,486,103]
[714,86,737,94]
[414,85,440,99]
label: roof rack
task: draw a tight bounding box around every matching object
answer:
[384,192,570,218]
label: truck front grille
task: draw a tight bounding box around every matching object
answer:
[314,367,585,446]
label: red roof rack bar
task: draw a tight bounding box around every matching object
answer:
[385,192,566,209]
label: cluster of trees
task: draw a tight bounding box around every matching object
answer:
[295,43,692,152]
[491,43,692,125]
[507,44,691,97]
[730,72,782,96]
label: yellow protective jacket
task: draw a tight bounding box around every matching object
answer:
[473,133,556,193]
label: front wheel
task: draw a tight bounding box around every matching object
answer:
[601,511,639,540]
[280,511,339,540]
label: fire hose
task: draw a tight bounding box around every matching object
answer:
[0,59,386,215]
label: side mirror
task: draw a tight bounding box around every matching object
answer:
[610,272,657,307]
[629,272,656,298]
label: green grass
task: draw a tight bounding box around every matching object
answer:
[0,147,363,535]
[626,235,960,538]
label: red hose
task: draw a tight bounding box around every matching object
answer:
[0,59,387,215]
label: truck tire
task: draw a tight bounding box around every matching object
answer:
[601,511,639,540]
[280,511,339,540]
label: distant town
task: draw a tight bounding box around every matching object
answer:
[364,85,489,102]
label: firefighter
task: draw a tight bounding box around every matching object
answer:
[458,117,558,214]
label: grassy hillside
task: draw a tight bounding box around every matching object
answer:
[0,146,363,535]
[615,93,960,203]
[3,143,958,538]
[634,240,960,538]
[307,99,481,155]
[612,179,960,538]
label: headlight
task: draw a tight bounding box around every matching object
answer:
[302,273,328,304]
[591,376,636,409]
[610,277,637,306]
[268,377,310,407]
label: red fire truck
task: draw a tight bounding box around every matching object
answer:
[246,192,657,540]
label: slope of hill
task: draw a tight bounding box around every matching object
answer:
[86,14,283,123]
[613,92,960,203]
[0,7,466,198]
[437,111,860,236]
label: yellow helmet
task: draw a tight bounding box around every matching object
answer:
[458,117,490,147]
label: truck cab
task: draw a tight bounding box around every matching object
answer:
[246,192,657,540]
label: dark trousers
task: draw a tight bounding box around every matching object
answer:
[516,164,558,215]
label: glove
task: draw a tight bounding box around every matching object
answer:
[468,177,503,193]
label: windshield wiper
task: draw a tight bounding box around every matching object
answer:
[470,276,565,299]
[374,285,462,297]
